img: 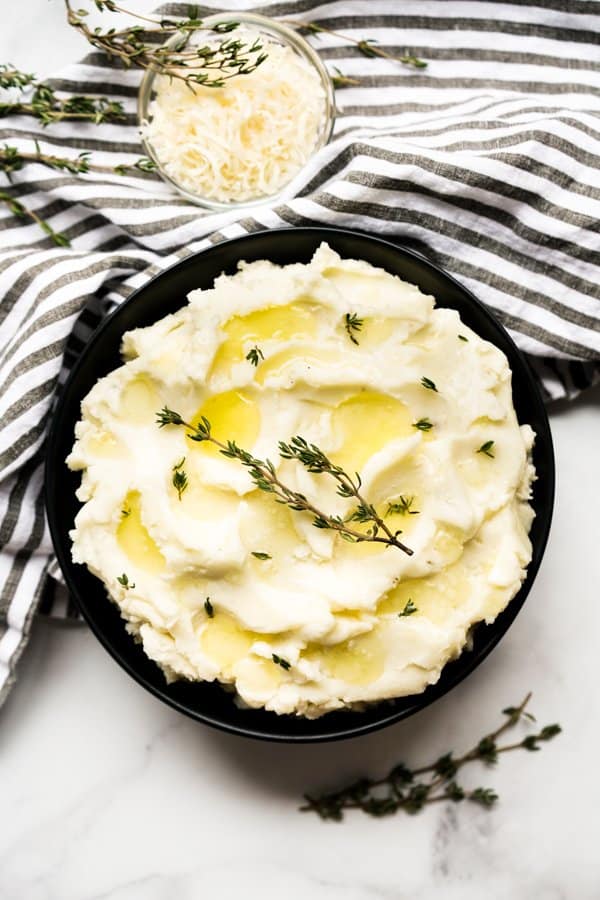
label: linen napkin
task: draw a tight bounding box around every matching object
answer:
[1,0,599,708]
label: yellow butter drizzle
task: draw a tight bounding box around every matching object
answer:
[117,491,166,574]
[188,390,260,458]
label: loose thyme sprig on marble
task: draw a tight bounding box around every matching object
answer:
[301,693,561,821]
[156,407,413,556]
[65,1,268,90]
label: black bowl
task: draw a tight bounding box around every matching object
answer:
[45,227,554,742]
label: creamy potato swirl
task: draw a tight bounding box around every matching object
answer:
[68,245,535,717]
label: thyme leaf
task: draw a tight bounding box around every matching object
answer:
[272,653,291,671]
[117,573,135,589]
[477,440,495,458]
[398,598,417,617]
[413,417,433,432]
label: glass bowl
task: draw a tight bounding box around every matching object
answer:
[137,12,335,211]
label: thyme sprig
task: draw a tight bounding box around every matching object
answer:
[0,143,92,176]
[331,67,360,89]
[398,598,417,617]
[171,457,188,500]
[272,653,291,671]
[386,495,418,516]
[0,142,158,245]
[246,345,264,367]
[0,73,126,126]
[117,573,135,589]
[344,312,363,345]
[155,406,413,555]
[420,376,438,392]
[65,1,268,90]
[0,64,36,90]
[0,190,70,247]
[285,20,427,70]
[301,693,561,821]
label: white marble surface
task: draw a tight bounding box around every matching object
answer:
[2,6,600,899]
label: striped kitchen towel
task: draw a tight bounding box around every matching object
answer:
[0,0,599,708]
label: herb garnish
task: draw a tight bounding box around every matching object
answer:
[113,158,158,175]
[66,1,269,91]
[458,334,469,342]
[0,72,126,126]
[172,457,188,500]
[204,597,214,618]
[0,142,157,245]
[331,67,360,88]
[398,598,417,617]
[386,495,418,516]
[156,407,413,555]
[477,440,495,459]
[413,418,433,432]
[301,694,561,821]
[121,504,131,518]
[286,21,427,70]
[251,551,272,560]
[117,573,135,590]
[344,313,364,345]
[246,345,264,367]
[420,376,438,392]
[272,653,291,671]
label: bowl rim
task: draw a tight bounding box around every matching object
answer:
[45,226,555,742]
[137,12,336,210]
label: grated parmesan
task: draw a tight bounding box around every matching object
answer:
[142,31,328,204]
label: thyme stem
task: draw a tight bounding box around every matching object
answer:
[300,693,561,820]
[283,20,427,70]
[156,407,413,555]
[65,0,268,90]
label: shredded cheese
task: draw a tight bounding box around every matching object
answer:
[142,31,327,203]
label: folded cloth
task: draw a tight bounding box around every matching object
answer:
[1,0,599,708]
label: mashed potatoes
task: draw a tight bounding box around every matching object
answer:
[68,244,535,718]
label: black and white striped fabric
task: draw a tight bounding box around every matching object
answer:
[1,1,599,707]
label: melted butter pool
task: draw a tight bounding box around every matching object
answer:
[304,628,386,686]
[188,390,260,458]
[117,491,166,574]
[331,391,413,472]
[210,303,316,379]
